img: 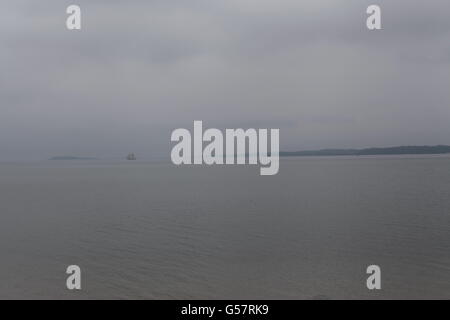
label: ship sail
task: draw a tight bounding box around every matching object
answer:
[127,153,137,160]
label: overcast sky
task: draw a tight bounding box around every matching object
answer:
[1,0,449,160]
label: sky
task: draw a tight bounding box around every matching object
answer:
[1,0,449,160]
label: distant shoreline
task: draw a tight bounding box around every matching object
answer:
[49,156,97,160]
[280,145,450,157]
[47,145,450,161]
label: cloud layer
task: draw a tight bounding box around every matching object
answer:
[1,0,449,160]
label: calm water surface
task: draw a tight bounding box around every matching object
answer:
[0,155,449,299]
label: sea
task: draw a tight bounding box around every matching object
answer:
[0,155,449,299]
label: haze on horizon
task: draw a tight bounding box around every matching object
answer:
[1,0,450,161]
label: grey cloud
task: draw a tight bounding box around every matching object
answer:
[0,0,449,160]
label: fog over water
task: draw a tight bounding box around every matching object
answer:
[1,1,449,300]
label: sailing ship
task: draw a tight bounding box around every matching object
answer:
[126,153,137,161]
